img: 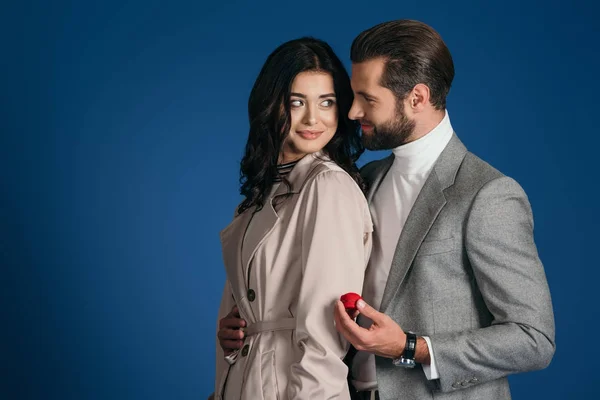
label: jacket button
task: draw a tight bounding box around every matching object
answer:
[461,381,469,387]
[247,289,256,302]
[470,377,478,383]
[242,345,249,357]
[452,383,460,389]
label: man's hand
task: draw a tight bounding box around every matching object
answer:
[334,299,431,364]
[218,305,246,356]
[334,299,405,358]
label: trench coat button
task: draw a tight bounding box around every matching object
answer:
[242,345,249,357]
[461,381,469,387]
[452,383,460,389]
[469,377,478,383]
[247,289,256,302]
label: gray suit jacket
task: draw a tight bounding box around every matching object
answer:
[361,134,555,400]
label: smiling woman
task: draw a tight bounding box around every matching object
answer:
[282,71,338,162]
[211,37,373,400]
[237,37,365,215]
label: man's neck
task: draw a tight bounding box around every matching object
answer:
[406,109,446,143]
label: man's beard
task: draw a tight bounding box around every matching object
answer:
[362,107,416,151]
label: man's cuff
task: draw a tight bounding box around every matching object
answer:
[421,336,439,380]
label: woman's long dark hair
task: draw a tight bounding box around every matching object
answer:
[238,37,364,214]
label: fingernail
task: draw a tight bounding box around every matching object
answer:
[357,299,365,309]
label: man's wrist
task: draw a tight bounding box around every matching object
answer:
[415,336,431,365]
[392,334,431,365]
[392,332,417,367]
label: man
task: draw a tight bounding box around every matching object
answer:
[332,20,555,400]
[217,20,555,400]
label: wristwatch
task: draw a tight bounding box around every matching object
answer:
[392,332,417,368]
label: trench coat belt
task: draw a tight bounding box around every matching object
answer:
[245,317,296,336]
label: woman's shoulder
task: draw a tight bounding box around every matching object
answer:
[309,156,345,175]
[299,156,372,229]
[302,156,365,200]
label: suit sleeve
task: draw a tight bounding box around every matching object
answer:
[213,280,236,396]
[287,171,372,399]
[430,176,555,392]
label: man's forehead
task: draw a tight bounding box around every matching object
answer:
[351,59,385,83]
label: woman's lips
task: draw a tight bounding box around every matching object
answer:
[296,130,324,140]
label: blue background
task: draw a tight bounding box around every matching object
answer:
[2,0,597,398]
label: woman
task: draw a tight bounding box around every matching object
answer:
[214,37,372,400]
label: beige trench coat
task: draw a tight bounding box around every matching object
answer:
[214,153,373,400]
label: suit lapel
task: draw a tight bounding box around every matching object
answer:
[379,170,446,312]
[378,134,468,313]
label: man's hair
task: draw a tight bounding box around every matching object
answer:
[351,19,454,109]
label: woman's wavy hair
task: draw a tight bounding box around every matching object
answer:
[238,37,364,214]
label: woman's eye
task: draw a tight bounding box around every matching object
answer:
[290,100,303,107]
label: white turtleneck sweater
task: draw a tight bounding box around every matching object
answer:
[352,111,454,390]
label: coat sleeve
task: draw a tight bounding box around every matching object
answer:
[213,280,237,397]
[287,170,372,399]
[429,176,555,392]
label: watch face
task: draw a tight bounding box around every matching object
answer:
[393,357,416,368]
